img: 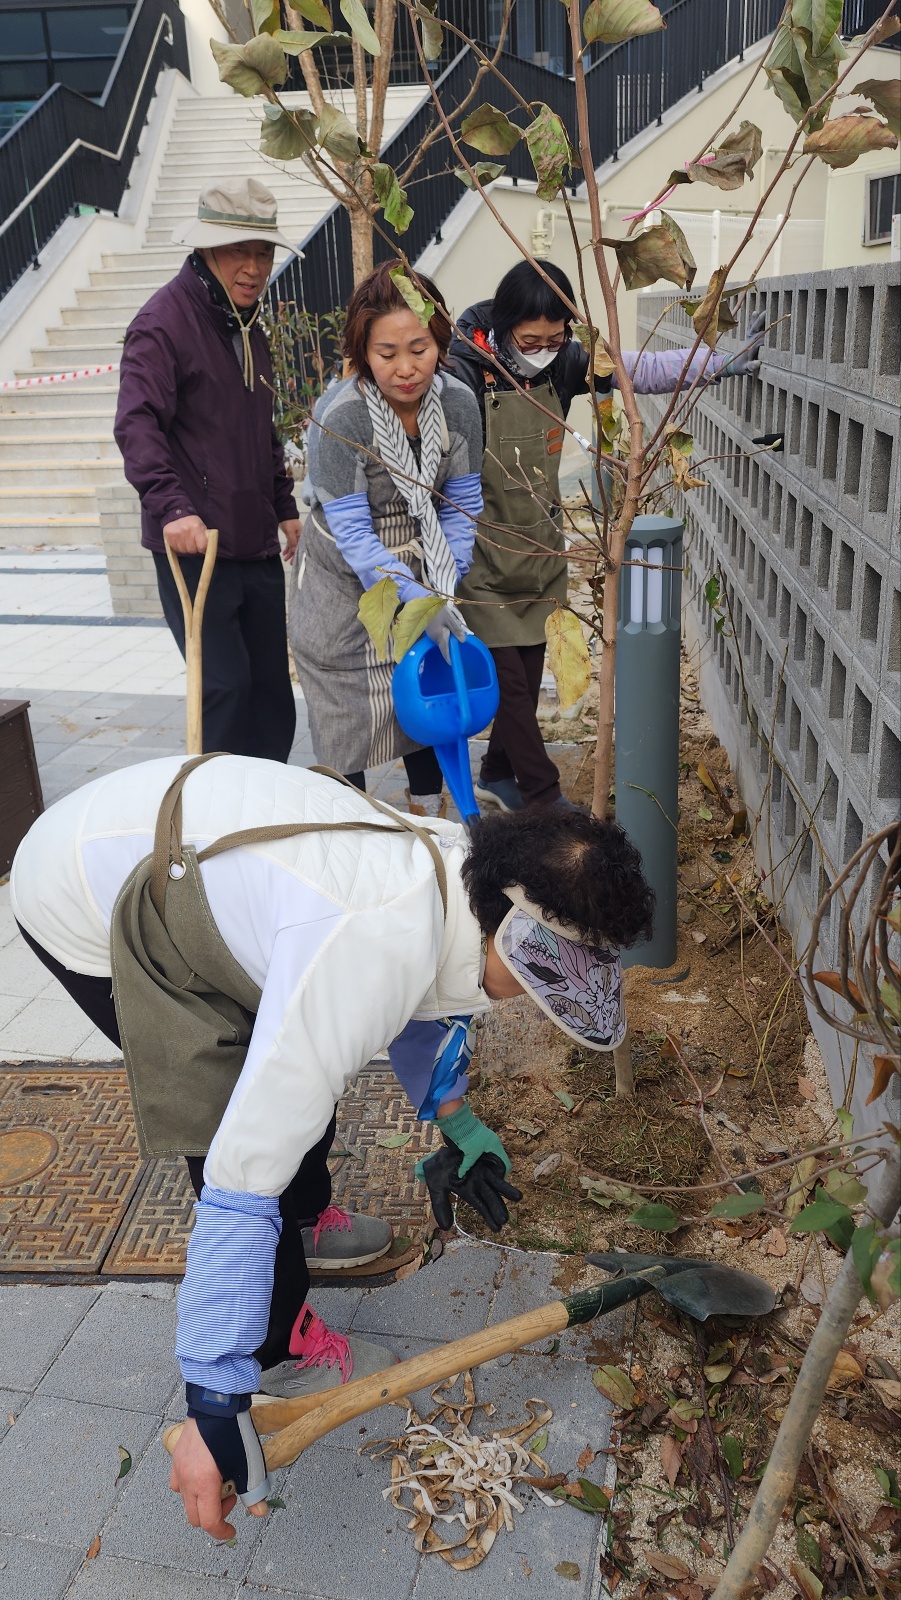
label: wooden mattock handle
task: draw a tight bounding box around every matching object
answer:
[162,1298,570,1477]
[164,529,219,756]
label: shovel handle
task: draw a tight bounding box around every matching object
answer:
[164,528,219,755]
[163,1297,571,1477]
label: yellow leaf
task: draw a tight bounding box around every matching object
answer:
[784,1154,818,1219]
[392,595,446,662]
[545,607,591,709]
[826,1349,864,1391]
[357,575,399,662]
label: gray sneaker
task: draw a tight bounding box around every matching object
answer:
[301,1205,393,1269]
[255,1306,398,1400]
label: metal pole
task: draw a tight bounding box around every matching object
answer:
[615,515,683,969]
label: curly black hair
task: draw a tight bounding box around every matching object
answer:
[461,807,655,949]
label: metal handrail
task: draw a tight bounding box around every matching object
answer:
[0,14,176,243]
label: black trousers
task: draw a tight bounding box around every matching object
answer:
[17,923,330,1371]
[154,551,296,761]
[481,643,561,806]
[345,745,443,796]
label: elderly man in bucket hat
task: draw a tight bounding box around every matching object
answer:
[114,178,303,760]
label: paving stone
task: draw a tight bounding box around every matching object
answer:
[247,1444,421,1600]
[0,1391,28,1445]
[0,1532,78,1600]
[0,1286,98,1388]
[487,1250,624,1364]
[305,1285,365,1333]
[36,1288,177,1413]
[349,1241,501,1341]
[63,1556,240,1600]
[0,1396,158,1545]
[409,1499,604,1600]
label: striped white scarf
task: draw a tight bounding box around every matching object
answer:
[362,379,461,609]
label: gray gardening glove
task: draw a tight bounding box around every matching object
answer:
[425,602,468,663]
[722,310,767,377]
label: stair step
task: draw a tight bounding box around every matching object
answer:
[75,286,167,309]
[0,396,118,418]
[27,347,124,370]
[100,251,187,270]
[0,436,119,460]
[0,460,122,485]
[0,515,102,547]
[48,323,131,346]
[0,487,100,514]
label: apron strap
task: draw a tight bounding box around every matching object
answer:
[149,757,448,922]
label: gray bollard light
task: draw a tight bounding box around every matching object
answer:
[614,515,684,969]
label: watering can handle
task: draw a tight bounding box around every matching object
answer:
[448,633,470,722]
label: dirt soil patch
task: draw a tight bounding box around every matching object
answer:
[462,653,900,1600]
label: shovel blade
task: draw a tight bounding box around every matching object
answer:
[587,1251,776,1320]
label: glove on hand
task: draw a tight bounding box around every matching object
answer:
[722,309,767,377]
[417,1100,510,1179]
[186,1385,271,1507]
[420,1143,523,1232]
[425,602,468,664]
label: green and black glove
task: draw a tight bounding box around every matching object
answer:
[416,1103,521,1232]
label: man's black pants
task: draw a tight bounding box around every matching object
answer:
[17,923,328,1372]
[154,551,296,761]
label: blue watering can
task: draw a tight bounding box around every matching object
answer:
[392,633,499,828]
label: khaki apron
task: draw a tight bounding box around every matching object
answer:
[109,754,447,1158]
[457,379,568,649]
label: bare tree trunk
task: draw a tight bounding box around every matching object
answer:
[712,1141,901,1600]
[349,199,374,281]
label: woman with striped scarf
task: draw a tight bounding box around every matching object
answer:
[290,264,484,816]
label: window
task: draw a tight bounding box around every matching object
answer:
[0,6,133,112]
[864,173,901,246]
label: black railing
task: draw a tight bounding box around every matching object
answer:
[0,0,188,300]
[270,0,890,331]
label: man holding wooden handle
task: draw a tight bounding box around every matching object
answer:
[10,755,652,1539]
[114,177,302,760]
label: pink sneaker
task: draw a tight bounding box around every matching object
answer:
[255,1304,399,1400]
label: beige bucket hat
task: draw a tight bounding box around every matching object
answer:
[172,177,298,252]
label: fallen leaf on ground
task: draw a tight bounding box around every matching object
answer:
[826,1350,864,1390]
[533,1152,563,1180]
[375,1131,411,1148]
[592,1365,637,1409]
[660,1434,683,1487]
[799,1274,824,1305]
[761,1227,788,1257]
[646,1551,692,1580]
[577,1445,595,1472]
[86,1535,101,1559]
[691,930,707,944]
[116,1445,132,1481]
[555,1561,581,1580]
[797,1076,817,1101]
[869,1378,901,1408]
[790,1558,823,1600]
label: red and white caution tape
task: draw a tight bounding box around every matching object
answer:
[0,362,120,390]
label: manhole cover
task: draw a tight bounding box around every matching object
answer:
[0,1128,59,1185]
[0,1063,438,1277]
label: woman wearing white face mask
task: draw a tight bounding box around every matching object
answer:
[449,261,740,810]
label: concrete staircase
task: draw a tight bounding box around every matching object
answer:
[0,85,425,548]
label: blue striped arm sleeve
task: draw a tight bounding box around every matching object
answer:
[322,493,429,602]
[438,473,482,580]
[175,1186,282,1394]
[388,1018,470,1115]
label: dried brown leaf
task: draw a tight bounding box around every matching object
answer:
[86,1535,101,1559]
[826,1350,864,1391]
[660,1434,683,1488]
[646,1551,692,1581]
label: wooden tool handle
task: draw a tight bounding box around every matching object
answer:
[164,528,219,756]
[162,1297,570,1475]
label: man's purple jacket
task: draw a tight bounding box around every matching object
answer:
[114,259,297,560]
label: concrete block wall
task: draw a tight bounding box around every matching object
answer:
[635,262,900,1134]
[97,482,163,617]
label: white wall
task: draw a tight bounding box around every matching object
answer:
[178,0,232,96]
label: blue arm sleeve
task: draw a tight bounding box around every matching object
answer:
[616,348,728,394]
[322,492,429,603]
[388,1018,470,1115]
[175,1186,281,1394]
[437,473,482,581]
